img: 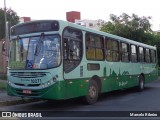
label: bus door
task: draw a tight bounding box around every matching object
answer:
[62,28,83,98]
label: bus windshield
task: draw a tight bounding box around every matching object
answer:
[9,34,61,69]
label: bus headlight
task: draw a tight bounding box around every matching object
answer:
[40,75,58,88]
[41,79,56,88]
[47,81,51,85]
[42,84,45,88]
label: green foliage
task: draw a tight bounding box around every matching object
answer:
[0,82,6,90]
[100,13,160,66]
[0,74,7,80]
[101,13,152,42]
[0,8,19,40]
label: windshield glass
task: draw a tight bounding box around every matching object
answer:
[9,34,61,69]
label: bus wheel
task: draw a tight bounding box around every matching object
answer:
[137,75,145,91]
[84,80,99,104]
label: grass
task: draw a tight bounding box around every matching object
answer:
[0,82,6,91]
[0,74,7,80]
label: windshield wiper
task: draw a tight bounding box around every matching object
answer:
[34,33,45,56]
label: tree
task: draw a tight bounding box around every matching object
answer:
[100,13,160,66]
[100,13,152,43]
[0,8,19,40]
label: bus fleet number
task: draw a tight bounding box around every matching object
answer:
[31,79,41,83]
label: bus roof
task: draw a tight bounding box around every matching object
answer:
[62,20,156,50]
[12,20,156,50]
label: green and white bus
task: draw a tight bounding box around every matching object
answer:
[7,20,158,104]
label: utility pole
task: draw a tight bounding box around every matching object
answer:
[4,0,8,71]
[4,0,7,42]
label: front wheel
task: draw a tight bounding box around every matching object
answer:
[83,80,99,105]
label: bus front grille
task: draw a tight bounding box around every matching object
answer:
[10,72,47,78]
[14,83,40,87]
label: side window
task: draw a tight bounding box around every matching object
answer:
[131,45,138,62]
[86,34,95,59]
[145,48,151,63]
[138,47,144,62]
[105,39,119,62]
[63,28,82,73]
[121,42,130,62]
[151,50,156,63]
[86,33,104,60]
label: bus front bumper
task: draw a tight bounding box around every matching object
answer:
[7,81,66,100]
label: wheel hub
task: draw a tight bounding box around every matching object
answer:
[89,86,97,99]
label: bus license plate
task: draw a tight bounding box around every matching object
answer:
[23,90,31,94]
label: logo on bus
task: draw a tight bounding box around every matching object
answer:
[122,71,129,75]
[119,81,128,87]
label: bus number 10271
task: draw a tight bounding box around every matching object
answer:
[31,79,41,83]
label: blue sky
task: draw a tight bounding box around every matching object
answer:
[0,0,160,30]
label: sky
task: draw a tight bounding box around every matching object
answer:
[0,0,160,30]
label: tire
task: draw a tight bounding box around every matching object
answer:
[137,75,145,91]
[83,80,99,105]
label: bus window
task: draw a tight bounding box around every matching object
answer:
[151,50,156,63]
[121,43,130,62]
[105,39,119,62]
[131,45,138,62]
[87,63,100,71]
[145,48,151,63]
[138,47,145,62]
[95,36,104,60]
[86,34,96,59]
[63,28,82,73]
[86,33,104,60]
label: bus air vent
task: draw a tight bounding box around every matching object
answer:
[10,72,47,78]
